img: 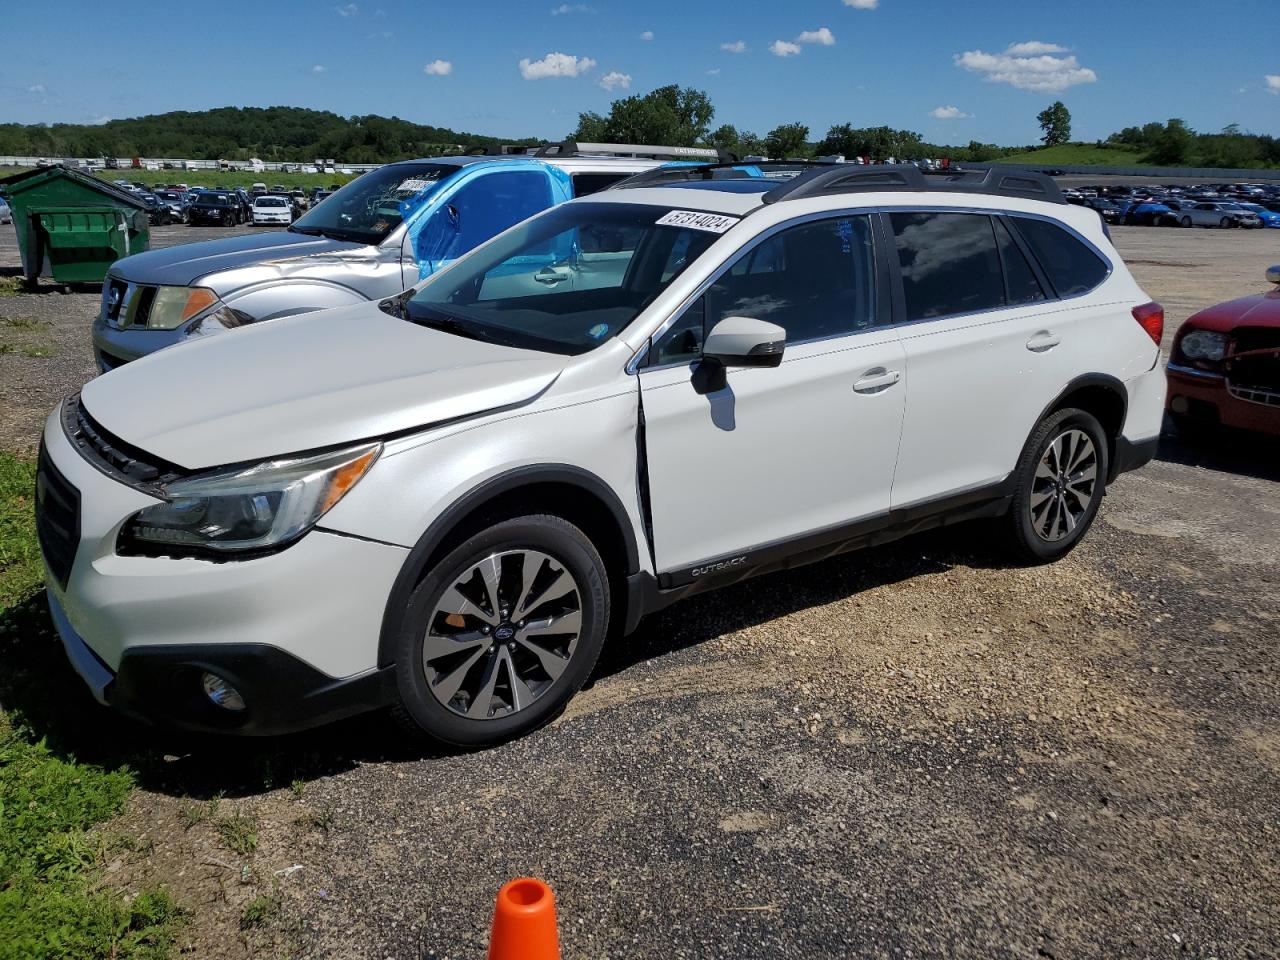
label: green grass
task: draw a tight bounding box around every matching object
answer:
[214,812,258,857]
[995,143,1148,166]
[93,169,357,191]
[0,455,180,957]
[239,891,280,930]
[0,454,40,611]
[0,278,25,297]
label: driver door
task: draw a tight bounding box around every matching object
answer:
[638,215,906,576]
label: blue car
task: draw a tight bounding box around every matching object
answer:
[1237,203,1280,228]
[1116,199,1175,226]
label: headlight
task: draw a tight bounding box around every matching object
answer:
[120,443,380,557]
[1178,329,1228,362]
[146,286,221,330]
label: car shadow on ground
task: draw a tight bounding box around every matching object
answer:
[0,522,1012,801]
[1156,419,1280,483]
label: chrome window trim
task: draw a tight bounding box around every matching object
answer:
[625,203,1115,374]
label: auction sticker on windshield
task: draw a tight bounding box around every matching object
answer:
[655,210,740,233]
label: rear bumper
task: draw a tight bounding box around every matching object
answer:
[1166,366,1280,436]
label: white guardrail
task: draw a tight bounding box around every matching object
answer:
[0,156,385,174]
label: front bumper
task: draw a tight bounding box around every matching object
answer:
[92,313,184,370]
[39,404,409,733]
[1166,365,1280,436]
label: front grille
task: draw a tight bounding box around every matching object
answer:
[1226,326,1280,405]
[102,277,157,328]
[61,395,184,490]
[36,445,81,590]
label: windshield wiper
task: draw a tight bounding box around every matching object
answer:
[405,309,492,344]
[288,225,323,236]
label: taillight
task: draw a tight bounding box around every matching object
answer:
[1132,301,1164,345]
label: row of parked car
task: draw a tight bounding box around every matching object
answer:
[108,179,338,227]
[1063,182,1280,229]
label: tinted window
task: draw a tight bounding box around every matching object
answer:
[994,218,1046,306]
[1015,217,1108,297]
[648,216,876,366]
[891,212,1004,321]
[571,172,630,197]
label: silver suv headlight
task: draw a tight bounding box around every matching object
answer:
[146,286,222,330]
[120,443,381,558]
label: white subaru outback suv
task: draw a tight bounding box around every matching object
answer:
[37,164,1166,746]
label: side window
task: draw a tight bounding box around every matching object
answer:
[419,171,553,266]
[570,172,629,197]
[994,218,1046,306]
[1014,217,1109,297]
[651,296,706,366]
[890,212,1004,321]
[707,216,876,343]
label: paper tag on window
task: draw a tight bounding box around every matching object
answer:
[655,210,739,234]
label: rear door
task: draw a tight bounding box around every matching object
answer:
[887,210,1079,509]
[639,213,907,575]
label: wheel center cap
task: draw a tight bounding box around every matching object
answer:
[494,624,516,642]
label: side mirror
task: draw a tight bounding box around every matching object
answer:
[1267,265,1280,285]
[702,316,786,368]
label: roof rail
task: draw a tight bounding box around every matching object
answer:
[762,163,1065,205]
[463,144,536,156]
[606,159,835,192]
[532,141,734,162]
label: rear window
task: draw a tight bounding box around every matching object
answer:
[570,172,631,197]
[1014,218,1109,297]
[255,197,288,207]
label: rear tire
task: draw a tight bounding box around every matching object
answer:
[391,514,610,747]
[1180,216,1192,228]
[1220,217,1232,228]
[1002,408,1108,564]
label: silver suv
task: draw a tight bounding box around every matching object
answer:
[90,145,690,371]
[40,164,1166,746]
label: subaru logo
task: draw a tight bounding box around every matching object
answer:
[494,626,515,641]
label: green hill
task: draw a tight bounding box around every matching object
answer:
[996,144,1147,166]
[0,106,533,164]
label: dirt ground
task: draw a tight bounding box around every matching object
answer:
[1,221,1278,959]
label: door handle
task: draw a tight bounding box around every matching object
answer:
[1026,331,1061,353]
[534,267,567,285]
[853,368,901,394]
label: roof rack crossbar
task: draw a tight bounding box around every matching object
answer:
[532,141,734,162]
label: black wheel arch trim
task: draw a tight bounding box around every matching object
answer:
[1032,372,1129,482]
[376,464,642,668]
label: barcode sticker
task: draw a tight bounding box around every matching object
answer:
[655,210,740,233]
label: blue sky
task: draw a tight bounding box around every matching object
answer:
[4,0,1278,146]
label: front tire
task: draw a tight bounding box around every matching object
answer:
[392,514,610,747]
[1003,408,1108,564]
[1180,216,1192,228]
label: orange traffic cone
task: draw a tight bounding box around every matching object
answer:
[487,877,561,960]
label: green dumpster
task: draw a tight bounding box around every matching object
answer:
[0,166,149,284]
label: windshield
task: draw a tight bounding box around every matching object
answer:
[200,194,230,205]
[256,197,287,207]
[290,162,460,244]
[405,202,723,356]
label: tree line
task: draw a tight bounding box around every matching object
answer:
[2,94,1276,169]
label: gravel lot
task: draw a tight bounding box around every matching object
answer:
[1,220,1278,959]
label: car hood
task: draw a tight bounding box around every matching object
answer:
[79,304,568,470]
[1185,288,1280,333]
[109,230,366,287]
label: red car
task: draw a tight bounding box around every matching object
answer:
[1166,266,1280,437]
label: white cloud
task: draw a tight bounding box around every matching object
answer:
[519,52,597,80]
[1004,40,1068,56]
[955,42,1097,92]
[334,2,357,15]
[26,83,45,94]
[90,115,112,125]
[770,39,801,57]
[551,3,591,13]
[598,70,631,91]
[721,40,747,54]
[311,64,327,73]
[1266,74,1280,94]
[706,68,721,76]
[842,0,878,7]
[639,30,653,41]
[797,27,836,46]
[930,105,970,119]
[423,60,453,76]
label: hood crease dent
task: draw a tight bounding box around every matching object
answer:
[80,305,567,470]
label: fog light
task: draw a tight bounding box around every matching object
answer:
[201,671,246,712]
[1170,395,1189,414]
